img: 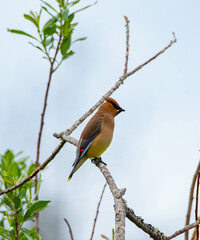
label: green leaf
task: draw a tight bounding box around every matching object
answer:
[62,9,69,20]
[30,200,50,212]
[68,0,80,6]
[24,200,50,221]
[101,234,110,240]
[18,187,26,199]
[7,29,38,40]
[24,14,38,27]
[2,150,14,170]
[13,197,21,210]
[45,36,54,46]
[27,163,36,176]
[73,1,97,14]
[62,50,75,60]
[43,24,57,36]
[41,0,58,13]
[73,37,87,44]
[28,42,45,53]
[34,174,42,199]
[8,162,20,178]
[62,20,71,38]
[59,0,65,8]
[67,13,74,23]
[21,229,32,240]
[60,37,71,55]
[42,16,58,35]
[23,209,33,221]
[15,151,23,157]
[41,6,54,17]
[26,227,41,240]
[37,9,42,25]
[2,198,14,211]
[71,22,78,29]
[30,11,36,19]
[3,176,15,186]
[0,219,4,228]
[0,227,10,239]
[0,227,9,234]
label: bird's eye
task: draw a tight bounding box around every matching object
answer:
[111,102,121,110]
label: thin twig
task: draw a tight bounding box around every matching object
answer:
[185,161,200,240]
[52,59,63,73]
[196,172,200,240]
[123,16,130,75]
[191,228,197,240]
[34,32,62,232]
[64,218,74,240]
[35,62,53,233]
[168,219,200,240]
[90,183,107,240]
[54,32,177,140]
[14,212,19,240]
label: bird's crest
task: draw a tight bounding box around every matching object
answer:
[104,96,120,107]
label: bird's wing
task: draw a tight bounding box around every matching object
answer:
[72,115,103,167]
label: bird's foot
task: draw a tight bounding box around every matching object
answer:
[91,157,107,166]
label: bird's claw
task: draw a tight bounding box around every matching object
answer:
[91,157,107,166]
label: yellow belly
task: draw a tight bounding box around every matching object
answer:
[85,131,113,158]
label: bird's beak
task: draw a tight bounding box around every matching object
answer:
[117,107,125,114]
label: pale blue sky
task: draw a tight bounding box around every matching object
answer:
[1,0,200,239]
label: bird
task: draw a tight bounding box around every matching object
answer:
[67,96,125,181]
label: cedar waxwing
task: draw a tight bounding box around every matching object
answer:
[68,97,125,181]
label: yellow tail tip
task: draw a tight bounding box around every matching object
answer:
[67,177,71,182]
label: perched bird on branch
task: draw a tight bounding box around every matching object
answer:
[68,97,125,181]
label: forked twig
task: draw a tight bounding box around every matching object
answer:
[90,183,107,240]
[64,218,74,240]
[54,32,177,140]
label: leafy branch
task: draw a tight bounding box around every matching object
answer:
[8,0,95,233]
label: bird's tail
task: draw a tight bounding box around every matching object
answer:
[67,156,87,182]
[67,170,74,182]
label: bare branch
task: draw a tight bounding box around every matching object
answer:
[126,205,200,240]
[168,219,200,240]
[196,172,200,240]
[185,161,200,240]
[54,32,177,140]
[125,32,176,79]
[64,218,74,240]
[123,16,130,75]
[52,59,63,73]
[34,31,63,232]
[125,205,166,240]
[92,160,126,240]
[90,183,107,240]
